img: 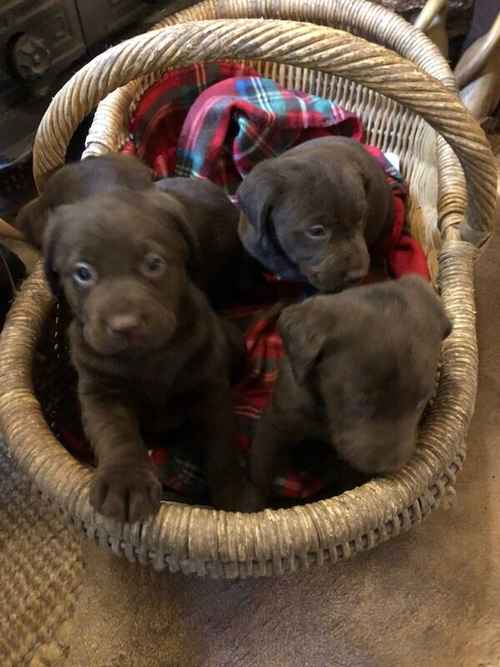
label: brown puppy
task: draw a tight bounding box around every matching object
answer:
[237,136,393,293]
[249,276,452,507]
[44,190,255,522]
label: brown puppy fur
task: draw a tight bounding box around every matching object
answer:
[16,154,154,248]
[249,276,452,508]
[43,190,258,522]
[153,176,243,305]
[237,136,393,293]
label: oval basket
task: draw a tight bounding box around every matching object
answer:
[0,0,497,578]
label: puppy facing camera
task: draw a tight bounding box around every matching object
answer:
[249,275,452,508]
[45,191,196,356]
[237,136,394,293]
[19,154,255,523]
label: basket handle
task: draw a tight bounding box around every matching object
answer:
[413,0,448,34]
[213,0,457,88]
[33,19,497,244]
[455,13,500,89]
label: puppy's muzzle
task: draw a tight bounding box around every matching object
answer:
[106,312,149,346]
[306,235,371,292]
[84,281,178,354]
[98,305,177,352]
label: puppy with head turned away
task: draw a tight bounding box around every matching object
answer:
[237,136,398,293]
[248,276,452,509]
[17,155,258,522]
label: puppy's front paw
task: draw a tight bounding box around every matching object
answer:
[90,461,161,523]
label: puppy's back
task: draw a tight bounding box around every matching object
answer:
[154,177,239,253]
[155,177,244,305]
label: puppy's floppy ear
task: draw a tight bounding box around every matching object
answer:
[236,165,278,245]
[41,216,63,297]
[440,312,452,340]
[147,191,202,273]
[16,196,49,249]
[278,301,326,385]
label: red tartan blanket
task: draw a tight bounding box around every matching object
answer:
[122,62,363,185]
[61,63,430,504]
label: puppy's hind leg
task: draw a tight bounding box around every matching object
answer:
[220,318,247,385]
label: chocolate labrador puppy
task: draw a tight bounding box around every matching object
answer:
[249,276,452,507]
[39,189,257,522]
[237,136,394,293]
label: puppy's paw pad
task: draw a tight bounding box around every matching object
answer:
[90,463,161,523]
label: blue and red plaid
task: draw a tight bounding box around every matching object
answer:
[123,62,363,193]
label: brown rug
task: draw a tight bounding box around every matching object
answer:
[0,438,83,666]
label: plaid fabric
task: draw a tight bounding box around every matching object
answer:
[59,63,431,503]
[175,74,362,191]
[123,63,262,178]
[123,62,363,190]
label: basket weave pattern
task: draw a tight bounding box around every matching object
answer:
[0,0,496,577]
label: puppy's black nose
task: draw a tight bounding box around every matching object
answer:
[106,313,143,338]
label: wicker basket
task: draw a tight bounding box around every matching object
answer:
[0,0,497,578]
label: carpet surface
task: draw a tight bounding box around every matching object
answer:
[0,438,83,667]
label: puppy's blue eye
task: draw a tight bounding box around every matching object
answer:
[142,252,165,278]
[307,225,328,239]
[73,262,97,287]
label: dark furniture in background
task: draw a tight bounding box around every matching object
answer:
[0,0,192,219]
